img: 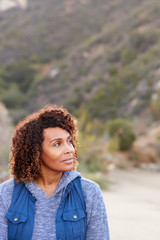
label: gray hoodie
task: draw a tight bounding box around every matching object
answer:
[0,170,110,239]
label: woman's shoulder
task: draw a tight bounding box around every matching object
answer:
[81,176,100,189]
[0,178,14,203]
[80,176,105,217]
[0,178,14,191]
[81,176,102,199]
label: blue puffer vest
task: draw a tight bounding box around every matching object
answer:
[6,176,87,240]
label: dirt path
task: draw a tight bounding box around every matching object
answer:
[102,168,160,240]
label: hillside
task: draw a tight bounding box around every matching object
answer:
[0,0,160,125]
[0,102,13,165]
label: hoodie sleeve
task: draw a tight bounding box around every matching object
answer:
[0,195,8,240]
[82,179,110,240]
[0,180,13,240]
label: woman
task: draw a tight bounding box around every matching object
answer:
[0,105,110,240]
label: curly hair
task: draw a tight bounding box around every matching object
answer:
[9,105,78,182]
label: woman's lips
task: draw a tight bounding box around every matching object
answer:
[61,158,73,164]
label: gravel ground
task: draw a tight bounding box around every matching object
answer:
[102,168,160,240]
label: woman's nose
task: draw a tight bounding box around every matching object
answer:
[64,143,75,154]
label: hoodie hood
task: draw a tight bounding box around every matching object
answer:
[25,170,81,200]
[54,170,81,194]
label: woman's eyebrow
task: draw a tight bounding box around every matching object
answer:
[49,135,71,143]
[49,138,62,143]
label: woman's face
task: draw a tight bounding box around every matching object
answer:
[41,127,75,174]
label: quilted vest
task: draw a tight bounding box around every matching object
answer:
[6,176,87,240]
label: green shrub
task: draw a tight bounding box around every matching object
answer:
[0,83,26,109]
[108,49,121,63]
[107,119,136,151]
[108,65,118,76]
[120,47,136,65]
[2,61,36,93]
[78,139,110,174]
[129,31,158,53]
[107,136,119,153]
[86,78,126,120]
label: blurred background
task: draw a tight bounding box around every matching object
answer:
[0,0,160,239]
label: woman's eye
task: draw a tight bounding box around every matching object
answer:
[68,139,73,144]
[54,142,60,147]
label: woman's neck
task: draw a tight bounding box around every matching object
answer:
[36,170,63,196]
